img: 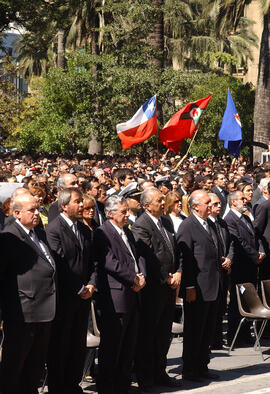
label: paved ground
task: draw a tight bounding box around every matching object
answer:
[41,335,270,393]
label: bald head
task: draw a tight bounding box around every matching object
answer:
[12,194,40,229]
[189,189,211,219]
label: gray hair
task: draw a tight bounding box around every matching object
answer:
[58,188,82,212]
[188,190,207,211]
[228,191,241,207]
[104,195,126,218]
[259,177,270,190]
[56,173,73,191]
[140,187,159,208]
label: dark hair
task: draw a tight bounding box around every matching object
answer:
[116,168,134,183]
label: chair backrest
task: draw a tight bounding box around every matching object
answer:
[236,283,264,316]
[261,280,270,309]
[91,300,100,337]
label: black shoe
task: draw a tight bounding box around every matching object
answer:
[138,384,153,392]
[182,373,202,382]
[155,375,182,387]
[211,343,224,350]
[200,371,220,380]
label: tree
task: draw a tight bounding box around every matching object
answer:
[17,50,255,156]
[253,1,270,162]
[0,56,24,143]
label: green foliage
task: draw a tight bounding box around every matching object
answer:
[18,51,255,156]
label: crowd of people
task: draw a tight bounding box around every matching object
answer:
[0,150,270,394]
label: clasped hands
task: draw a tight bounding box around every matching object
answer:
[256,252,265,265]
[167,272,181,290]
[80,284,96,300]
[132,273,146,292]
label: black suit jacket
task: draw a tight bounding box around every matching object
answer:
[212,186,228,218]
[162,213,185,235]
[253,196,267,216]
[132,212,180,287]
[0,222,56,323]
[209,216,234,261]
[176,213,221,302]
[224,209,259,283]
[48,200,59,223]
[46,215,96,299]
[94,220,146,314]
[254,198,270,257]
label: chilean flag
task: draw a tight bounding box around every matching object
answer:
[116,96,158,150]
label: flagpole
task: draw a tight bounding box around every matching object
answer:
[161,149,170,162]
[174,130,198,171]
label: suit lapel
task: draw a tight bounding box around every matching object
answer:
[13,222,55,267]
[190,214,214,245]
[59,215,81,250]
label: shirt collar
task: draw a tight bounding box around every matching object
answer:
[110,220,123,235]
[15,219,31,235]
[231,208,242,218]
[146,211,160,227]
[128,214,136,223]
[208,215,216,222]
[60,212,76,228]
[193,212,208,227]
[216,186,224,193]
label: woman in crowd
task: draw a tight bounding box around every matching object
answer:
[82,194,98,238]
[163,191,185,234]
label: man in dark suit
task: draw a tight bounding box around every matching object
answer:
[212,172,228,218]
[132,187,181,390]
[94,195,146,394]
[208,193,233,349]
[253,178,270,215]
[224,191,265,344]
[177,171,194,197]
[0,193,56,394]
[47,173,78,222]
[46,187,96,394]
[254,197,270,281]
[176,190,221,382]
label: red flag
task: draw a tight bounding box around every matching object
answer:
[160,94,213,153]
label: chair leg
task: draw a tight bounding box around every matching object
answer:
[253,320,264,362]
[41,367,48,394]
[228,317,246,354]
[254,320,267,350]
[82,347,96,381]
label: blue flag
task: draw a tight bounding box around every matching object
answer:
[218,90,242,158]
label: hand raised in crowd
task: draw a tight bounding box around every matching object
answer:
[167,272,181,290]
[186,287,196,303]
[80,284,96,300]
[131,273,146,292]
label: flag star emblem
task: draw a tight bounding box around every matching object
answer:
[233,113,242,127]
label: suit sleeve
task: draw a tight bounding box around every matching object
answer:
[225,216,259,263]
[176,223,197,288]
[93,228,137,286]
[46,224,84,295]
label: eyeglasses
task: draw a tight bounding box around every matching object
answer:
[212,202,221,206]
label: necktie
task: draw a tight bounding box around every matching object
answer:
[72,223,83,248]
[29,229,53,265]
[121,231,139,273]
[214,220,225,257]
[202,220,210,234]
[240,215,253,233]
[157,219,174,257]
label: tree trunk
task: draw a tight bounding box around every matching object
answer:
[57,30,65,68]
[253,12,270,163]
[149,0,164,143]
[149,0,164,69]
[88,134,103,154]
